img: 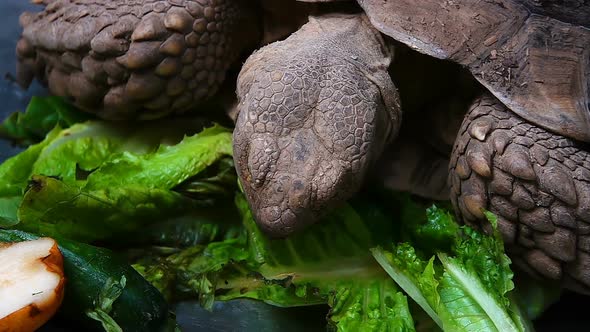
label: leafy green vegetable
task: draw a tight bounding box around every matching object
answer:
[87,276,127,332]
[0,118,234,242]
[372,245,441,328]
[136,194,417,331]
[372,209,533,332]
[0,196,20,227]
[0,127,61,197]
[84,124,232,190]
[0,127,62,227]
[17,175,205,241]
[0,96,91,145]
[125,201,242,249]
[328,281,415,332]
[174,157,238,200]
[0,96,556,331]
[416,206,459,252]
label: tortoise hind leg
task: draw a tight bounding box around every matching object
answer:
[449,94,590,293]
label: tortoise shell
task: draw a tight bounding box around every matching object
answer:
[356,0,590,142]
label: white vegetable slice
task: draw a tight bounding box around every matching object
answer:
[0,238,65,332]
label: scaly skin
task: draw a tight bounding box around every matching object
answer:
[450,95,590,293]
[233,14,401,237]
[16,0,259,119]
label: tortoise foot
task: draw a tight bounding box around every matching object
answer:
[233,14,400,237]
[16,0,259,119]
[449,94,590,293]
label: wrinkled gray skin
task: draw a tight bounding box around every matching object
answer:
[233,14,400,236]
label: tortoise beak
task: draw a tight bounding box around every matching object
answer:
[233,127,341,238]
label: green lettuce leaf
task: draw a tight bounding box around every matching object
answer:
[0,127,62,227]
[84,124,232,190]
[16,175,204,242]
[0,117,234,242]
[0,96,90,145]
[136,194,417,331]
[328,281,415,332]
[125,201,242,249]
[371,245,441,328]
[0,126,61,197]
[373,209,534,332]
[86,276,127,332]
[31,119,220,185]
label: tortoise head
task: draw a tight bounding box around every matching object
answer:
[232,13,400,237]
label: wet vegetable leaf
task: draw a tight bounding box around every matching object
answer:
[0,96,90,145]
[0,119,234,242]
[17,175,203,242]
[86,276,126,332]
[136,194,416,331]
[373,209,534,332]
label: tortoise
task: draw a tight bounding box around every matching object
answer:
[13,0,590,293]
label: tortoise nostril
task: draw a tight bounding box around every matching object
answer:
[292,179,304,191]
[259,206,281,224]
[256,205,303,239]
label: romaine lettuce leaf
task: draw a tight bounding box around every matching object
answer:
[0,117,234,241]
[0,96,90,145]
[0,126,61,197]
[135,194,417,331]
[372,209,534,332]
[0,97,555,331]
[84,124,232,190]
[16,175,204,242]
[371,245,442,328]
[0,127,62,227]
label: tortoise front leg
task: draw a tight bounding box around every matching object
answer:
[233,14,401,237]
[449,94,590,293]
[16,0,258,119]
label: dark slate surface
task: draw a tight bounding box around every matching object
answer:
[0,1,42,161]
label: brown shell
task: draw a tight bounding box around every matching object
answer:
[357,0,590,142]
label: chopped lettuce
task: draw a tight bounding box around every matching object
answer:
[0,96,91,145]
[372,245,442,328]
[16,175,204,241]
[328,282,415,332]
[0,127,61,227]
[86,276,127,332]
[0,118,234,241]
[126,202,242,249]
[134,188,542,332]
[136,194,417,331]
[0,127,60,197]
[84,124,232,190]
[0,97,557,331]
[372,210,534,332]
